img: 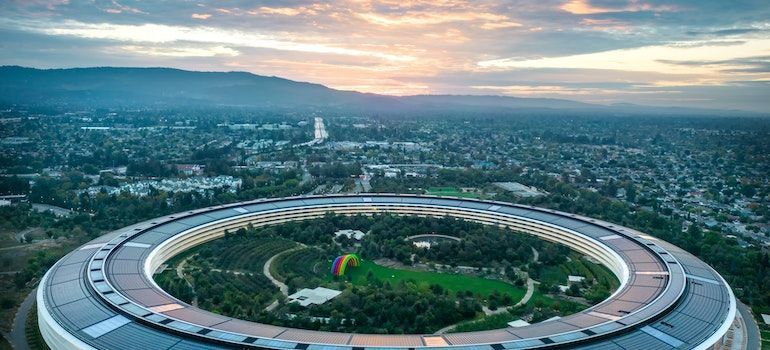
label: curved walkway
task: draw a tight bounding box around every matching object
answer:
[263,245,305,311]
[435,247,540,334]
[404,234,461,242]
[176,254,198,306]
[514,278,536,307]
[7,288,35,350]
[514,247,539,307]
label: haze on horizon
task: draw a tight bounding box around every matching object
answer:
[1,0,769,112]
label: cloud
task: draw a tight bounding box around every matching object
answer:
[559,0,677,15]
[478,39,770,76]
[712,28,763,36]
[103,0,146,15]
[1,0,769,111]
[658,55,770,73]
[114,44,238,57]
[246,4,330,17]
[357,11,512,27]
[253,7,303,16]
[686,28,766,37]
[4,18,415,62]
[479,21,523,30]
[579,18,628,31]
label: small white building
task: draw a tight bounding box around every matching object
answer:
[288,287,342,307]
[384,170,399,178]
[334,229,366,241]
[559,275,586,293]
[507,319,530,328]
[568,275,585,283]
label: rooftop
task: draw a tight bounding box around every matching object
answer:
[287,287,342,307]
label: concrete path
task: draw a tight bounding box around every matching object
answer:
[512,247,538,307]
[435,277,536,334]
[7,288,36,350]
[405,234,461,242]
[433,323,459,334]
[515,278,536,307]
[737,300,760,350]
[263,245,305,311]
[175,255,198,306]
[482,306,510,316]
[31,203,73,217]
[14,228,36,243]
[263,251,292,297]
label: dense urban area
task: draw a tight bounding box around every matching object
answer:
[0,106,769,348]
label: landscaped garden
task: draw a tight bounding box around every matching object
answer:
[154,213,618,334]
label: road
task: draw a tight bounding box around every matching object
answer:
[737,300,761,350]
[31,203,73,217]
[14,228,37,243]
[297,117,328,147]
[7,288,35,350]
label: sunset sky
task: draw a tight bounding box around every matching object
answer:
[1,0,769,111]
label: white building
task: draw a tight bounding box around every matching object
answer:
[288,287,342,307]
[334,229,366,241]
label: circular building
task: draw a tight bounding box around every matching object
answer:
[38,194,736,349]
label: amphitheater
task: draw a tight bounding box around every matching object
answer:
[38,194,737,349]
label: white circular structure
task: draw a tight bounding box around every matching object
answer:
[38,194,736,349]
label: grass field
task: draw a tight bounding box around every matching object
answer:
[342,260,525,301]
[425,187,482,199]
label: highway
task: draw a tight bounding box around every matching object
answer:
[297,117,328,147]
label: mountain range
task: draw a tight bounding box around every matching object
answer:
[0,66,752,116]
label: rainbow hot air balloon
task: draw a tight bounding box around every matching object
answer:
[331,254,361,277]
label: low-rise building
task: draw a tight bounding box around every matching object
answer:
[288,287,342,307]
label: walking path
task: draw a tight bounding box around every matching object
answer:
[263,245,305,311]
[433,323,459,335]
[176,255,198,306]
[434,247,540,334]
[513,247,539,307]
[6,288,35,350]
[405,234,461,242]
[515,278,536,307]
[737,300,760,350]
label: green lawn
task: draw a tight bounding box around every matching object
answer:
[426,187,482,199]
[341,260,525,301]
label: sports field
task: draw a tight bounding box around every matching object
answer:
[343,260,524,301]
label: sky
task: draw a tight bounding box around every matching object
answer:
[1,0,769,112]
